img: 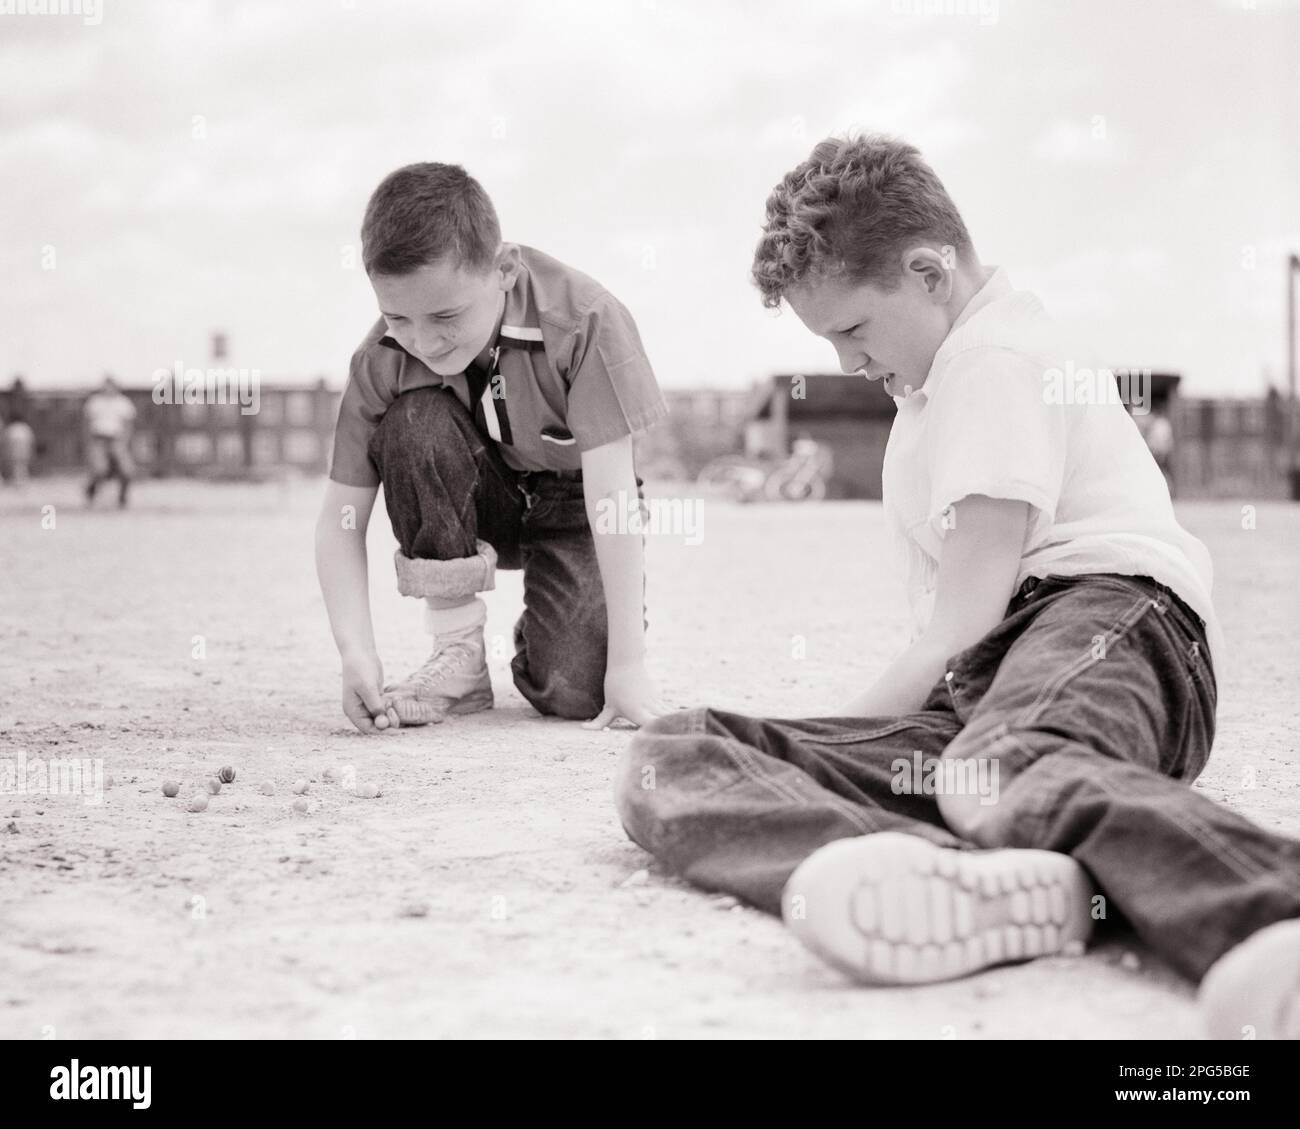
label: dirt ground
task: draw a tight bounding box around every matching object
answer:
[1,476,1297,1039]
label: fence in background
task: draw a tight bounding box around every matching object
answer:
[3,378,1295,498]
[0,381,339,478]
[1173,393,1292,498]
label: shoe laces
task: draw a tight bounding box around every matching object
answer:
[406,639,477,690]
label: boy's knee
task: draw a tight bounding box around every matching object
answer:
[511,660,601,720]
[511,645,603,720]
[372,388,467,465]
[935,777,989,844]
[538,684,604,721]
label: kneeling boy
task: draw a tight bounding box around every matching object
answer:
[317,163,667,733]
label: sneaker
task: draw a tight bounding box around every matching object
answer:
[1199,919,1300,1040]
[383,626,493,726]
[782,831,1094,985]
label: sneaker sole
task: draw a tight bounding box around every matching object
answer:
[390,688,494,726]
[782,831,1094,985]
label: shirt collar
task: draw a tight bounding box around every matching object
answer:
[495,257,543,349]
[895,265,1012,405]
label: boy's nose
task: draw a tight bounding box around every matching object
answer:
[836,345,867,375]
[413,332,447,358]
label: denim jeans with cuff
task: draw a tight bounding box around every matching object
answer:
[369,386,615,720]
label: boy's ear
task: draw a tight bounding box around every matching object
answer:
[903,246,954,301]
[495,243,522,290]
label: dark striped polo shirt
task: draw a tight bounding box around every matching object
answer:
[328,245,669,485]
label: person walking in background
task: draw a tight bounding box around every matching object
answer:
[2,413,36,486]
[83,374,137,508]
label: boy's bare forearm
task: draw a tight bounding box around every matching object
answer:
[315,480,381,660]
[590,511,648,665]
[838,636,952,718]
[840,497,1029,718]
[314,519,379,662]
[581,438,648,667]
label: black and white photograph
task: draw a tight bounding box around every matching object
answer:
[2,0,1299,1083]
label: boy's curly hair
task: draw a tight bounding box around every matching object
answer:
[752,134,972,308]
[362,162,500,276]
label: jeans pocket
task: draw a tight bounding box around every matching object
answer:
[527,495,588,534]
[940,613,1026,720]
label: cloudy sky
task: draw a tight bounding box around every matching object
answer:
[2,0,1297,396]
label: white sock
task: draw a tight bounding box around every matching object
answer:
[423,596,487,637]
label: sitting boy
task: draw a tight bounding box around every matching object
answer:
[616,135,1300,1038]
[316,163,667,732]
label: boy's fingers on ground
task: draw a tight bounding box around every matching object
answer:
[361,687,401,733]
[343,692,380,735]
[582,705,617,730]
[344,708,377,735]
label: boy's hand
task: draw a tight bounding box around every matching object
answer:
[583,659,666,730]
[341,652,399,735]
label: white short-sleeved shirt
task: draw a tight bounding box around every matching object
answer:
[83,391,137,438]
[881,266,1225,671]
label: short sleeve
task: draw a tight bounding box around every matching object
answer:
[925,347,1067,534]
[328,348,398,487]
[560,292,669,452]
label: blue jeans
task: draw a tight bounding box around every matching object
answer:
[370,386,614,720]
[616,573,1300,982]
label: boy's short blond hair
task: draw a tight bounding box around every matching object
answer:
[362,162,501,277]
[752,133,973,308]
